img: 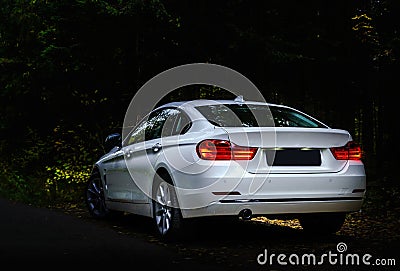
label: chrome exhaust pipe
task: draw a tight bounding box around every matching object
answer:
[239,209,252,220]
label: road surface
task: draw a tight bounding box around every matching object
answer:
[0,197,398,270]
[0,197,220,269]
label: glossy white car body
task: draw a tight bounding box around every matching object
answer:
[86,98,366,238]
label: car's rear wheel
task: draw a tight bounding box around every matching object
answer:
[152,172,183,240]
[299,212,346,235]
[85,172,109,218]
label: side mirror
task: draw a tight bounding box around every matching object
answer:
[104,133,121,153]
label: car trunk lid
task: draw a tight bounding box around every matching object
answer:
[223,127,350,174]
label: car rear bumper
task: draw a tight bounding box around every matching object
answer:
[173,161,366,218]
[181,198,363,218]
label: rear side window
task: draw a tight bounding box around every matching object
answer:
[127,108,178,145]
[195,104,325,128]
[127,108,191,145]
[161,110,191,137]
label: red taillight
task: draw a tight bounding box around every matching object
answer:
[196,139,257,160]
[330,141,362,160]
[197,140,232,160]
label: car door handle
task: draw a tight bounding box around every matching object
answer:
[152,143,162,153]
[125,149,134,158]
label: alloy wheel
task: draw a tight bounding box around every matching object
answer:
[86,176,108,217]
[154,182,172,235]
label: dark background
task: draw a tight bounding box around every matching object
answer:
[0,0,399,210]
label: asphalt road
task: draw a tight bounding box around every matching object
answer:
[0,197,220,269]
[1,196,398,270]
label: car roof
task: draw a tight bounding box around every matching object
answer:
[156,98,286,110]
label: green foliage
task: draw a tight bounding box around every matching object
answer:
[41,123,105,203]
[45,164,90,202]
[0,128,49,204]
[0,0,176,205]
[0,123,102,205]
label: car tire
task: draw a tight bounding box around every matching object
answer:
[299,212,346,235]
[85,172,110,219]
[152,172,183,241]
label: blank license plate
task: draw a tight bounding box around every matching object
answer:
[266,149,321,166]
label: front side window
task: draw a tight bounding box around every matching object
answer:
[127,117,150,145]
[195,104,326,128]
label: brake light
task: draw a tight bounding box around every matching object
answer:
[330,141,362,160]
[196,139,257,160]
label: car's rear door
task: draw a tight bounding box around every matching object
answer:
[123,108,182,202]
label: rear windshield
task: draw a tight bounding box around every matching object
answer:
[195,104,326,128]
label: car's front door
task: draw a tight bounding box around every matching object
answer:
[104,116,150,203]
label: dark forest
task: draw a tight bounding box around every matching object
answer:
[1,0,399,212]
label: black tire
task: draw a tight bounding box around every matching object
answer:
[152,172,183,241]
[299,212,346,235]
[85,172,109,219]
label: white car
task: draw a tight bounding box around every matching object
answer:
[85,96,366,239]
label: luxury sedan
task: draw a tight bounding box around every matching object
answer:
[85,96,366,239]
